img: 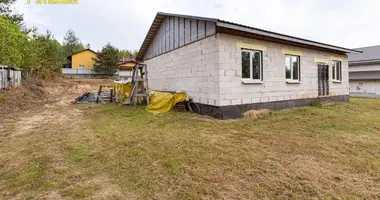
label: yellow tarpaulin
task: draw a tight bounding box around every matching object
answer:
[146,91,187,114]
[113,81,132,103]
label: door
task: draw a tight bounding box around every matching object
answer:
[318,64,329,96]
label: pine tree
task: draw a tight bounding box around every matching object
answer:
[62,29,84,57]
[93,43,119,76]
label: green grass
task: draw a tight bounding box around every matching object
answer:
[1,98,380,199]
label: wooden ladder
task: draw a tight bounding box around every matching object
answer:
[130,63,149,106]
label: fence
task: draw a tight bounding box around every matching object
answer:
[61,68,130,79]
[0,66,22,89]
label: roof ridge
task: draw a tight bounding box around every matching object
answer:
[353,45,380,50]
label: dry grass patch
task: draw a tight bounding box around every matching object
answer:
[1,98,380,199]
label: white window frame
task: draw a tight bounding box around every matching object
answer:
[79,65,84,69]
[332,60,342,82]
[285,54,301,82]
[241,49,263,83]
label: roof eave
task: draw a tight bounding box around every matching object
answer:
[349,59,380,66]
[216,21,362,54]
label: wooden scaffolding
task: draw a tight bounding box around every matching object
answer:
[130,63,149,106]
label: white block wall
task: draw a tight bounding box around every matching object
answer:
[217,33,349,106]
[350,80,380,98]
[144,36,221,105]
[144,33,349,107]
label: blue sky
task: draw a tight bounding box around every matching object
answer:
[14,0,380,51]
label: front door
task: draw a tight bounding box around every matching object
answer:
[318,64,329,96]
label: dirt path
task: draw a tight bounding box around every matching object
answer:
[1,79,111,138]
[0,79,124,200]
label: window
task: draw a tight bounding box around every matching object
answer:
[332,60,342,82]
[241,49,262,80]
[285,55,300,81]
[79,65,84,68]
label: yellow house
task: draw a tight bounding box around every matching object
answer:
[68,49,97,69]
[118,58,139,77]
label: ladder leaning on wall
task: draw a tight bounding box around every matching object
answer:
[129,63,149,106]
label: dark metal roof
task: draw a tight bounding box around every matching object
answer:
[137,12,361,60]
[0,65,22,70]
[217,20,362,54]
[348,45,380,63]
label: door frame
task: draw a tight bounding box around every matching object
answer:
[317,63,329,96]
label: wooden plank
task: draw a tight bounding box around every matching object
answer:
[158,22,162,55]
[184,18,191,44]
[191,19,197,41]
[206,21,216,36]
[174,17,179,49]
[169,16,174,51]
[161,22,165,54]
[96,85,102,103]
[165,18,170,52]
[197,20,205,40]
[179,17,185,46]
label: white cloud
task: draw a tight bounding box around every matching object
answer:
[13,0,380,51]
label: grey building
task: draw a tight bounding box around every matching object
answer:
[349,45,380,98]
[137,12,360,119]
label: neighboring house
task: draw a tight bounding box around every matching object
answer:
[118,58,138,78]
[136,12,361,119]
[348,45,380,98]
[62,49,101,78]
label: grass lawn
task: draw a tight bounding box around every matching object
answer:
[1,98,380,199]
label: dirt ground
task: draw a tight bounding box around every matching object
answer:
[1,79,380,199]
[1,78,111,137]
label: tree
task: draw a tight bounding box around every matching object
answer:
[117,49,132,60]
[85,43,91,49]
[0,16,28,66]
[0,0,23,25]
[29,30,65,74]
[132,50,139,58]
[93,43,119,76]
[62,29,84,57]
[118,49,139,59]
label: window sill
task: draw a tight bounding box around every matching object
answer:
[286,80,301,84]
[241,79,263,84]
[333,80,342,83]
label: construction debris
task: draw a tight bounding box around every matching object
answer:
[75,91,111,103]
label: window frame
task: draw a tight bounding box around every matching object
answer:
[241,49,263,82]
[79,65,85,69]
[332,60,342,82]
[285,54,301,82]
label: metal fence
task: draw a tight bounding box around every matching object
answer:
[0,66,22,89]
[61,68,131,78]
[61,68,106,75]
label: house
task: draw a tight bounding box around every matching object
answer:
[118,58,139,78]
[136,12,361,119]
[348,45,380,98]
[61,49,100,78]
[66,48,97,69]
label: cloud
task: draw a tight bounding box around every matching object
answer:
[13,0,380,51]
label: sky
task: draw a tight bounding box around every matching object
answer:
[13,0,380,51]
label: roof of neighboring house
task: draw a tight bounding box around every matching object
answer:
[137,12,361,60]
[67,49,97,60]
[118,57,141,67]
[0,65,22,70]
[119,57,138,64]
[348,45,380,65]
